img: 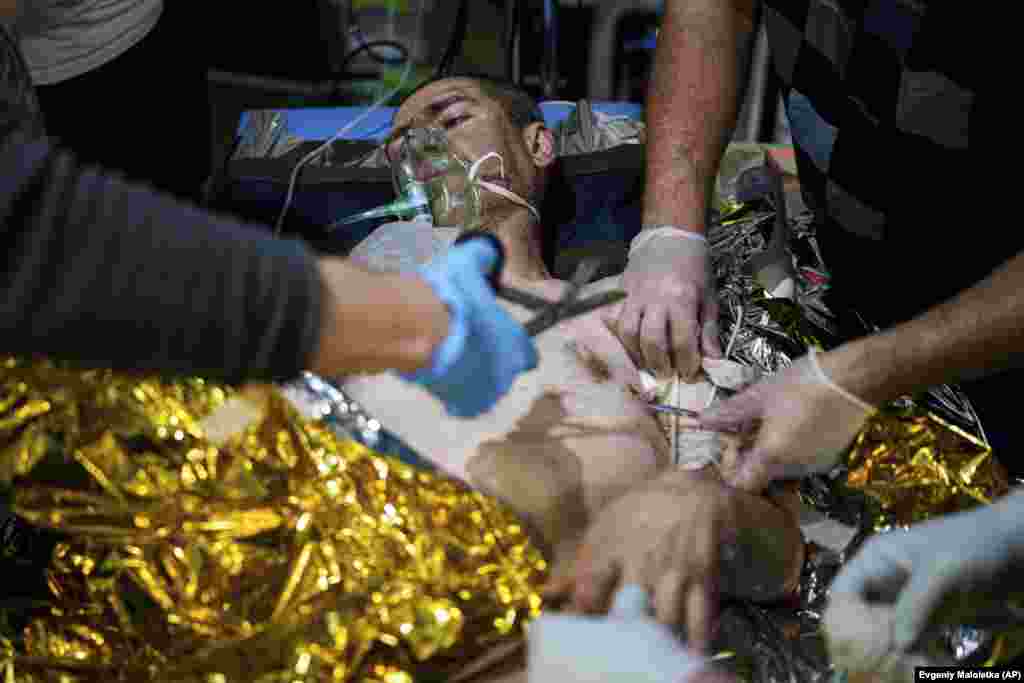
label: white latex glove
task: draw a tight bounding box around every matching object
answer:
[822,596,935,683]
[614,231,723,381]
[698,348,875,492]
[828,491,1024,654]
[528,584,712,683]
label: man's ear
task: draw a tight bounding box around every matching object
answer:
[524,122,556,169]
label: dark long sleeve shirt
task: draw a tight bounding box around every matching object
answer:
[0,23,322,383]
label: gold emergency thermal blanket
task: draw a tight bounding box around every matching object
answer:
[844,405,1009,530]
[0,357,546,683]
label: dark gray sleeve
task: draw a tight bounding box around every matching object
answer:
[1,31,322,383]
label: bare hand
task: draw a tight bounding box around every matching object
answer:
[545,475,738,653]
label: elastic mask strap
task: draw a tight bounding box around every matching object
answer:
[468,152,542,222]
[467,151,504,181]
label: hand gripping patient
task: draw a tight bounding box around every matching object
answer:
[343,76,805,677]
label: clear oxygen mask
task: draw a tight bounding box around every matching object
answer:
[395,126,485,229]
[330,126,539,231]
[329,126,481,230]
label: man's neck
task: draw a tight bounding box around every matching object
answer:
[483,209,553,286]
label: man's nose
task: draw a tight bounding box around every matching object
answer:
[412,158,448,182]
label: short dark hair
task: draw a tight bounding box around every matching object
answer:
[400,72,545,130]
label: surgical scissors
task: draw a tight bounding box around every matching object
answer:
[454,230,626,336]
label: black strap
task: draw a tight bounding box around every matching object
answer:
[453,230,505,291]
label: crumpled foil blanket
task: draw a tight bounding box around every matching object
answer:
[0,363,546,683]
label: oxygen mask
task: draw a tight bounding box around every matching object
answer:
[391,126,484,229]
[330,126,539,230]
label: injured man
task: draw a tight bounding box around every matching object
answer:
[343,75,805,662]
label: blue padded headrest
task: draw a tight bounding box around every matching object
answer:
[235,102,644,142]
[219,141,645,279]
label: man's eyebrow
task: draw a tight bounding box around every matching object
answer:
[388,92,477,144]
[426,93,473,116]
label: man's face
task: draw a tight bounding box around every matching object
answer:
[387,78,547,226]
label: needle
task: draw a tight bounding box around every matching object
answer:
[648,403,700,419]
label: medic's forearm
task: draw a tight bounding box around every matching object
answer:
[641,0,756,233]
[823,250,1024,405]
[310,259,449,377]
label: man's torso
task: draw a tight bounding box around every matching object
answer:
[341,273,675,555]
[342,275,669,481]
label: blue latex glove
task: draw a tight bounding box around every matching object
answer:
[402,238,538,418]
[828,491,1024,654]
